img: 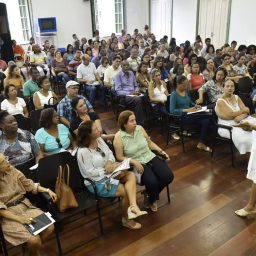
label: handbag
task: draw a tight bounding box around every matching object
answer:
[55,164,78,212]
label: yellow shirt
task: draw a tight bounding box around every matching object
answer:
[4,77,24,89]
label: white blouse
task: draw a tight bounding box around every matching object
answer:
[153,83,167,102]
[77,137,115,185]
[0,97,26,116]
[34,91,54,107]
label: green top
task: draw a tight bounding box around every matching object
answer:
[118,125,155,164]
[23,79,40,97]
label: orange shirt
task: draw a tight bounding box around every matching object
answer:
[188,74,205,90]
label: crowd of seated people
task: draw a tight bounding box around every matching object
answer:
[1,26,256,254]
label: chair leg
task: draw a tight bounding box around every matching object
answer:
[54,225,63,256]
[96,199,104,235]
[230,140,235,167]
[181,133,185,153]
[166,185,170,203]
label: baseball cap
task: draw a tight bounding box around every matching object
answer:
[66,80,79,89]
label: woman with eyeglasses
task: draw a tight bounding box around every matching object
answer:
[35,108,73,155]
[77,120,147,230]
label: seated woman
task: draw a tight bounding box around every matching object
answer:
[0,153,57,256]
[148,68,168,114]
[35,108,73,155]
[215,79,256,154]
[187,62,205,90]
[184,53,198,76]
[1,85,28,117]
[169,75,212,152]
[33,76,58,110]
[204,44,215,61]
[114,111,174,212]
[63,44,74,63]
[0,111,43,166]
[96,56,109,80]
[196,67,227,106]
[233,54,250,77]
[4,64,24,90]
[152,57,170,82]
[202,58,216,82]
[70,96,114,140]
[136,62,150,93]
[51,50,70,85]
[77,121,147,230]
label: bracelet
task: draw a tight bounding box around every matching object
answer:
[46,188,50,193]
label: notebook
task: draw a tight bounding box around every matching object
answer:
[24,212,55,236]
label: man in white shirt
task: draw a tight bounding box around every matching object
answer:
[104,56,122,88]
[127,48,141,73]
[138,39,146,57]
[77,54,106,107]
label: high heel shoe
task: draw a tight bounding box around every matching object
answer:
[127,206,148,219]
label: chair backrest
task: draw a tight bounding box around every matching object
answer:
[29,109,42,134]
[15,157,36,181]
[237,77,254,94]
[13,114,30,131]
[37,151,84,192]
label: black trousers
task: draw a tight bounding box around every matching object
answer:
[141,157,174,203]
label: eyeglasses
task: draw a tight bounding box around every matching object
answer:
[96,147,105,157]
[56,138,63,148]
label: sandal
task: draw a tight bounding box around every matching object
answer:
[235,208,256,217]
[197,144,212,152]
[122,217,142,229]
[183,130,192,137]
[172,133,180,140]
[127,206,148,219]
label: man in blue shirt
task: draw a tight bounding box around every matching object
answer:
[114,60,146,125]
[57,80,94,127]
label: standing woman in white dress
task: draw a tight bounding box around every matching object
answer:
[215,79,256,154]
[235,122,256,217]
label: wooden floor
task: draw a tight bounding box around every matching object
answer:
[5,109,256,256]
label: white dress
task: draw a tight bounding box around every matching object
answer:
[247,131,256,182]
[216,96,256,154]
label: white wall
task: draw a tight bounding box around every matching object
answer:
[126,0,149,35]
[30,0,93,48]
[229,0,256,45]
[0,0,24,44]
[172,0,197,45]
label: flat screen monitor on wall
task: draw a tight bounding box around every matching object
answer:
[38,17,57,33]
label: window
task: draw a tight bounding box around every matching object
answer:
[18,0,32,41]
[114,0,124,34]
[93,0,99,31]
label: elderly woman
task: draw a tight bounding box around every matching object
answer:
[1,85,28,117]
[77,120,147,230]
[196,67,227,106]
[114,110,174,212]
[169,75,212,152]
[35,108,73,155]
[33,76,58,110]
[202,58,216,82]
[0,111,43,166]
[0,153,57,256]
[215,79,256,154]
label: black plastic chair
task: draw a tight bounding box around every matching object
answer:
[13,114,30,131]
[37,152,102,255]
[211,109,235,167]
[29,109,42,134]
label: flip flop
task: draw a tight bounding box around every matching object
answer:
[197,145,212,152]
[235,208,256,217]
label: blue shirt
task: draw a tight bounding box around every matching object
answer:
[169,90,195,115]
[57,95,92,121]
[114,71,138,96]
[35,124,70,154]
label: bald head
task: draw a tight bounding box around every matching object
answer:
[82,54,90,65]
